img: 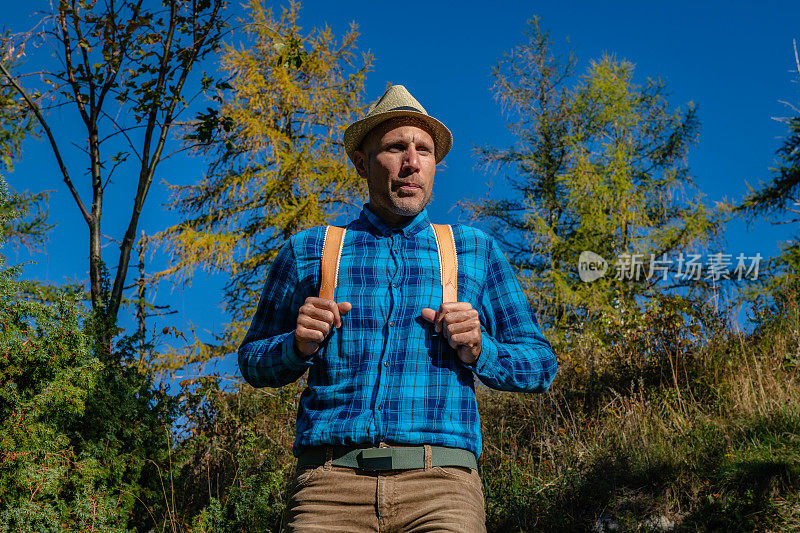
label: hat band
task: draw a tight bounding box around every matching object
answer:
[385,105,423,113]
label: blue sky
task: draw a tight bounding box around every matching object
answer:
[3,1,799,376]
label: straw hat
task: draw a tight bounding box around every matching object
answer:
[344,85,453,164]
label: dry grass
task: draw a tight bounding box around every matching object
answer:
[477,303,800,531]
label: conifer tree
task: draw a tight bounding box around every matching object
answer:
[464,19,722,337]
[0,176,175,529]
[155,0,371,364]
[735,40,800,316]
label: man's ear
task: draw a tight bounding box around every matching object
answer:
[352,150,369,178]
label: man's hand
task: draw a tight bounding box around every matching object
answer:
[295,297,352,357]
[420,302,482,365]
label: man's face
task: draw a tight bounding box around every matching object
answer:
[353,119,436,226]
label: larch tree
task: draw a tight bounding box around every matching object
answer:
[463,19,723,338]
[153,0,371,368]
[735,40,800,313]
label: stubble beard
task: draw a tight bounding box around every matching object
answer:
[392,192,430,217]
[366,172,432,221]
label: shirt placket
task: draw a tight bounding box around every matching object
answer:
[373,230,402,436]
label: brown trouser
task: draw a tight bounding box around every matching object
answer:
[280,446,486,532]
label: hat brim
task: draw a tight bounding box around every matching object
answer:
[344,110,452,164]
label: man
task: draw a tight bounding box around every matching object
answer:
[239,85,557,532]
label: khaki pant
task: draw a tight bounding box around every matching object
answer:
[280,448,486,532]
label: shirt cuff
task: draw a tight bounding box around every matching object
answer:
[281,332,314,371]
[469,332,498,375]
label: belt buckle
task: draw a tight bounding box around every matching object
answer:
[360,447,394,470]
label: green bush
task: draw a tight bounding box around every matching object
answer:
[0,180,175,531]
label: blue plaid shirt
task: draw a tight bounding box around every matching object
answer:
[239,205,556,458]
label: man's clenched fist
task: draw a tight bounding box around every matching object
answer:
[295,297,352,357]
[420,302,482,365]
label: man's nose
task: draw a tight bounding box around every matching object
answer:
[402,146,420,174]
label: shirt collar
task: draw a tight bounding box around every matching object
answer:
[358,204,431,237]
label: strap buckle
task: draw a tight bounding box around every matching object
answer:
[360,448,395,470]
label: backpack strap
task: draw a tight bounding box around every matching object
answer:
[319,225,346,300]
[318,223,458,303]
[431,223,458,303]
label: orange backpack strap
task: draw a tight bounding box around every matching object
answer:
[318,224,457,303]
[319,225,346,300]
[431,223,458,303]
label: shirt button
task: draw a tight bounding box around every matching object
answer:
[389,321,395,327]
[377,405,383,411]
[383,361,389,367]
[392,283,399,288]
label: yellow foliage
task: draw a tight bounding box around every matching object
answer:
[150,0,371,373]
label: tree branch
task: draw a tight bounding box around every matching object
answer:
[96,110,144,162]
[56,3,90,126]
[0,60,91,224]
[108,0,223,321]
[794,39,800,85]
[69,0,97,120]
